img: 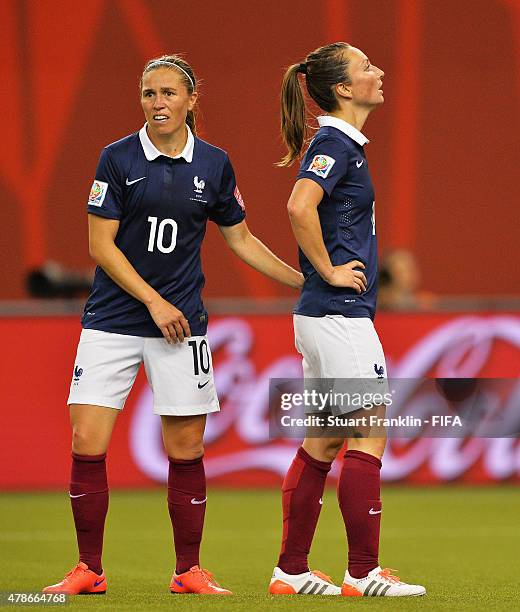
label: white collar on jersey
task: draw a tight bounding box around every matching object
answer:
[139,123,194,162]
[317,115,369,146]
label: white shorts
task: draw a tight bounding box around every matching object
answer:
[293,314,389,414]
[67,329,220,416]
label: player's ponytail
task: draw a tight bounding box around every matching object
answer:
[186,109,196,135]
[278,64,307,167]
[278,42,352,167]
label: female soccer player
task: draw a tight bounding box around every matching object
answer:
[43,54,303,596]
[268,43,426,597]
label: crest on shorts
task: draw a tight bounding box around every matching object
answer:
[307,154,335,178]
[374,364,385,378]
[88,180,108,207]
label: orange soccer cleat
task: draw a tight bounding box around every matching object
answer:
[170,565,232,595]
[43,562,107,595]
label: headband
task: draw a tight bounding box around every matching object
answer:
[146,60,195,89]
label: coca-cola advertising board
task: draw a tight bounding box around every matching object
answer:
[1,313,519,489]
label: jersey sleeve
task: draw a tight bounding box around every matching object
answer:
[86,148,124,219]
[208,155,246,226]
[296,135,349,196]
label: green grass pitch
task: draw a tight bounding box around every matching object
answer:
[1,487,518,610]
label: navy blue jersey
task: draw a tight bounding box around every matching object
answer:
[82,125,245,337]
[294,115,378,319]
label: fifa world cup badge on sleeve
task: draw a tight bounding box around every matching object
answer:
[88,180,108,207]
[307,154,335,178]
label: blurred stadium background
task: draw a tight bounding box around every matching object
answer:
[1,0,519,608]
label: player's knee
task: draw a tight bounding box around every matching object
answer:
[370,435,387,458]
[71,424,88,452]
[323,439,344,461]
[170,446,204,460]
[71,425,98,455]
[167,438,204,460]
[348,436,387,459]
[306,438,344,462]
[375,438,387,458]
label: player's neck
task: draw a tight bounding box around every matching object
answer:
[330,106,371,133]
[147,124,188,157]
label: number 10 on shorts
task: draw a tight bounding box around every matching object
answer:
[188,339,211,375]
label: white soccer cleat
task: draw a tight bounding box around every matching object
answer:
[342,566,426,597]
[268,566,341,595]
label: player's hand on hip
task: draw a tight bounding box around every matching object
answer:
[326,260,367,293]
[147,297,191,343]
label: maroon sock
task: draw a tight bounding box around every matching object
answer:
[70,453,108,575]
[168,456,206,574]
[338,449,382,579]
[277,447,331,574]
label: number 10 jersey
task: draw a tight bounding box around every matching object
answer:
[82,125,245,337]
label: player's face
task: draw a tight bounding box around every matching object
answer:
[342,47,385,108]
[140,68,197,137]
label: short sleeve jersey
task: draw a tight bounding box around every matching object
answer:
[294,115,378,320]
[82,124,246,337]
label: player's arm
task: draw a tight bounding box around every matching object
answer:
[287,178,367,292]
[88,214,190,342]
[218,220,304,289]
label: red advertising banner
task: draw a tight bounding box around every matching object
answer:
[1,313,519,489]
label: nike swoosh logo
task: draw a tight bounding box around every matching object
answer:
[356,160,364,168]
[69,493,87,498]
[93,578,105,587]
[174,578,184,588]
[369,508,382,515]
[197,380,210,389]
[191,497,207,505]
[125,176,146,185]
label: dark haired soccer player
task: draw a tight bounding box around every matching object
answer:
[43,54,303,596]
[268,43,426,597]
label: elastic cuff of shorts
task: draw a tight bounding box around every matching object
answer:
[72,452,107,463]
[153,404,219,416]
[67,398,124,410]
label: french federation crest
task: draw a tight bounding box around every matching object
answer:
[194,176,205,194]
[88,180,108,207]
[307,154,335,178]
